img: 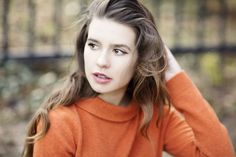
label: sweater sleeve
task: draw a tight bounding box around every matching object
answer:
[164,72,235,157]
[33,105,81,157]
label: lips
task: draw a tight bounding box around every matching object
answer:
[92,72,112,84]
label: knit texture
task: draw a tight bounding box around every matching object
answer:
[33,72,235,157]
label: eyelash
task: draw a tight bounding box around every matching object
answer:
[88,43,98,50]
[114,49,128,55]
[87,42,128,55]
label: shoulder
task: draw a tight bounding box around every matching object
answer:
[35,104,82,155]
[153,105,184,129]
[50,104,78,119]
[48,104,82,133]
[49,104,79,124]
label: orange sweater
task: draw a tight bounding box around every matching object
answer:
[33,72,235,157]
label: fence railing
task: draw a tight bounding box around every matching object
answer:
[1,0,236,62]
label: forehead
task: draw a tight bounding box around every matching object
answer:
[87,17,136,47]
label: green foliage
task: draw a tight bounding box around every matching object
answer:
[200,52,223,86]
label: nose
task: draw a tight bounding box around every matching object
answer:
[96,51,110,68]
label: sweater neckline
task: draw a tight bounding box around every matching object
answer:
[77,97,139,122]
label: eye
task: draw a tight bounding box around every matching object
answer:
[87,42,99,50]
[114,49,128,55]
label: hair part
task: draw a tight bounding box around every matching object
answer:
[22,0,170,156]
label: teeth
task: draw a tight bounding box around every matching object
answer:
[97,74,108,79]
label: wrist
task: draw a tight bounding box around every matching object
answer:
[164,45,183,81]
[165,67,183,81]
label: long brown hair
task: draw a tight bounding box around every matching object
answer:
[22,0,170,156]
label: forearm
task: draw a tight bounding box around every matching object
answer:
[166,72,235,156]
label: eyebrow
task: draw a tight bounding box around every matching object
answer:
[87,38,132,51]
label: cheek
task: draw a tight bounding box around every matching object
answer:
[84,49,93,69]
[127,56,138,74]
[83,54,88,69]
[83,47,89,62]
[84,53,92,75]
[116,61,137,82]
[127,65,136,79]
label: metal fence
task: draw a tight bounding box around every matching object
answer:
[1,0,236,63]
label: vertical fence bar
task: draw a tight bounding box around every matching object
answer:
[27,0,36,55]
[218,0,227,47]
[53,0,62,54]
[173,0,184,47]
[152,0,163,22]
[79,0,88,13]
[218,0,228,82]
[196,0,207,49]
[2,0,11,62]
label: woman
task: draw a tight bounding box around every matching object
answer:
[22,0,235,156]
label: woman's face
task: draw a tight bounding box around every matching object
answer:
[84,17,138,104]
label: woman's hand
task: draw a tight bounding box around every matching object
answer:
[164,45,183,81]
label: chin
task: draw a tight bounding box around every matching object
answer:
[90,85,106,93]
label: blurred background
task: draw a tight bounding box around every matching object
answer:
[0,0,236,156]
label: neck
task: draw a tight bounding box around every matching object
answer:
[98,92,130,106]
